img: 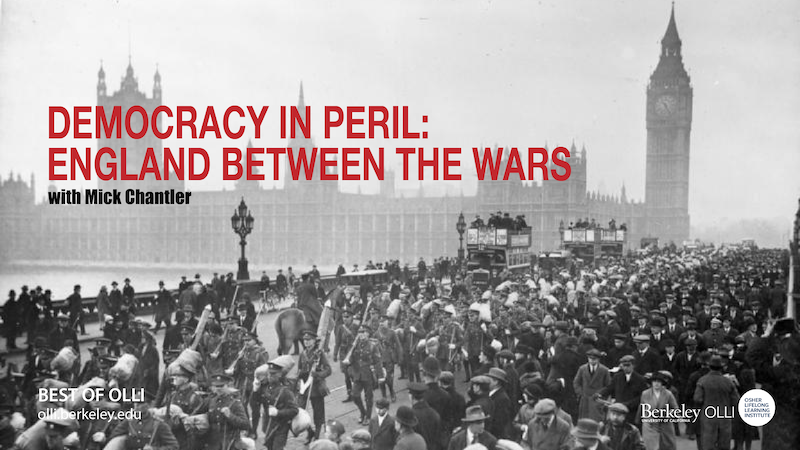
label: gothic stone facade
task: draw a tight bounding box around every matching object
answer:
[0,9,690,267]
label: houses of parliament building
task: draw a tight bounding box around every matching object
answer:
[0,8,693,268]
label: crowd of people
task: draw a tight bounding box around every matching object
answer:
[0,245,797,450]
[470,212,529,230]
[565,218,627,232]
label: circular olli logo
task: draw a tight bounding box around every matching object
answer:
[738,389,775,427]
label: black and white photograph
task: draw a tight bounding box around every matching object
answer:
[0,1,799,449]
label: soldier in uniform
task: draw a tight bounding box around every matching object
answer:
[333,309,358,402]
[492,304,519,350]
[398,304,426,383]
[297,329,332,440]
[346,324,383,425]
[15,409,79,450]
[435,306,464,372]
[375,315,402,402]
[161,363,203,450]
[199,374,250,450]
[218,321,245,374]
[252,356,298,450]
[80,384,123,450]
[79,338,112,384]
[464,305,488,381]
[177,325,194,351]
[155,350,182,406]
[228,331,268,409]
[107,397,178,450]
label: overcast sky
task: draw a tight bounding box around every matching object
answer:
[0,0,798,228]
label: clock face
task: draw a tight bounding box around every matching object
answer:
[655,95,678,117]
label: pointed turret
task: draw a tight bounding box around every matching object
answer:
[662,4,681,50]
[97,61,107,98]
[298,81,305,110]
[153,65,162,100]
[651,4,689,83]
[621,183,628,203]
[121,58,138,92]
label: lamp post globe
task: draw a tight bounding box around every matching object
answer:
[231,197,254,281]
[456,212,466,264]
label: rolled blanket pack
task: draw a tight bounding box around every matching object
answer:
[50,347,78,372]
[66,377,107,410]
[109,354,138,381]
[254,363,270,381]
[151,404,186,420]
[386,299,402,318]
[168,349,203,376]
[291,408,312,436]
[103,435,127,450]
[182,413,210,432]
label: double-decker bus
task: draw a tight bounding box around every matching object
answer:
[465,223,532,287]
[561,226,627,265]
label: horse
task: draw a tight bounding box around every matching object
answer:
[274,308,307,355]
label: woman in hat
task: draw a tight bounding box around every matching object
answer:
[394,406,426,450]
[639,370,677,450]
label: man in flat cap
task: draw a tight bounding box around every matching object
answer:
[632,334,661,377]
[573,348,610,421]
[547,335,582,419]
[703,317,727,350]
[486,368,513,440]
[524,399,573,450]
[350,429,372,450]
[599,403,645,450]
[420,356,452,436]
[439,371,466,437]
[694,355,739,450]
[595,355,647,426]
[466,376,494,427]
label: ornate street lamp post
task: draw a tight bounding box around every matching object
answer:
[456,212,467,264]
[231,197,255,281]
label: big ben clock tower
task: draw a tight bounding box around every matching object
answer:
[645,5,692,244]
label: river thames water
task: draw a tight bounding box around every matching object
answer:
[0,262,337,304]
